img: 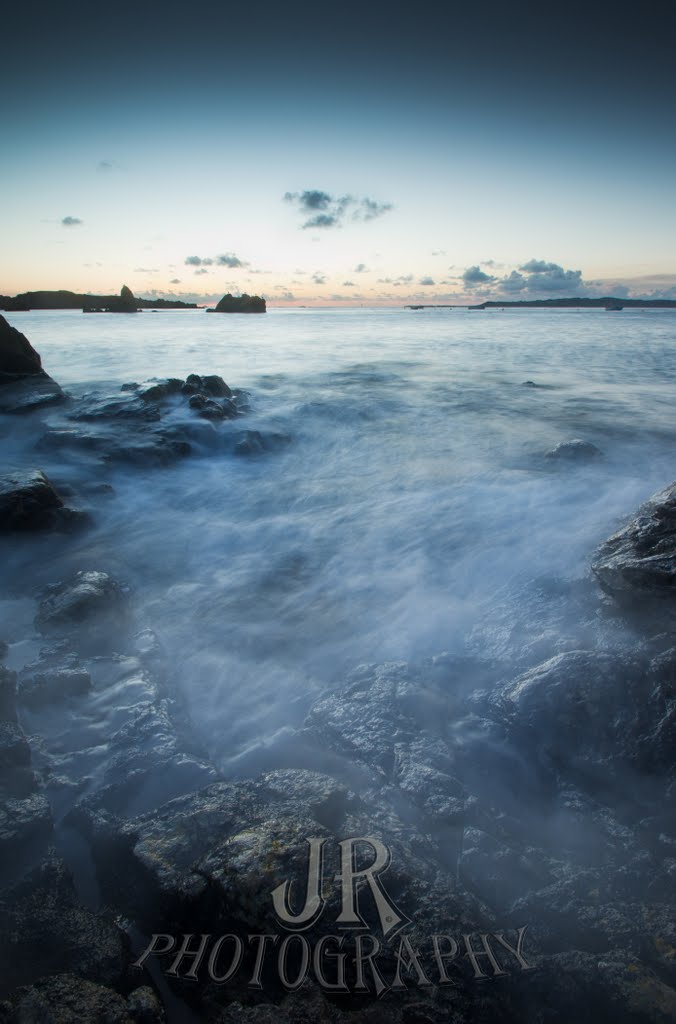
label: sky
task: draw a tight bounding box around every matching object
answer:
[2,1,675,306]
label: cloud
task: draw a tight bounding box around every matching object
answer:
[517,260,583,292]
[170,278,181,284]
[519,259,563,274]
[194,268,209,276]
[133,267,158,273]
[500,270,527,292]
[312,273,327,284]
[62,216,83,227]
[462,265,497,285]
[284,190,392,229]
[354,263,369,273]
[343,280,355,286]
[216,253,247,268]
[185,256,213,266]
[419,276,436,286]
[431,249,446,256]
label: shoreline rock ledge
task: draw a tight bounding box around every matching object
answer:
[0,315,63,413]
[592,481,676,603]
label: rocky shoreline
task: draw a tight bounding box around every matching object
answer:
[0,316,675,1022]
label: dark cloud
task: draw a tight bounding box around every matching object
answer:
[519,259,563,274]
[305,214,340,229]
[419,276,435,286]
[342,280,355,286]
[354,263,369,273]
[216,253,247,268]
[61,216,83,227]
[170,278,181,284]
[284,190,392,229]
[194,268,209,276]
[185,255,213,266]
[312,272,327,284]
[462,265,496,285]
[500,270,527,292]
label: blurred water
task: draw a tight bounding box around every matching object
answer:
[3,306,676,774]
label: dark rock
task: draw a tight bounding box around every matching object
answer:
[208,292,266,314]
[0,859,129,996]
[545,439,602,461]
[0,976,166,1023]
[0,315,43,375]
[201,374,232,398]
[19,667,92,709]
[0,469,85,532]
[0,666,16,721]
[234,430,267,455]
[592,481,676,604]
[0,790,53,857]
[35,570,129,639]
[137,378,183,402]
[0,316,64,411]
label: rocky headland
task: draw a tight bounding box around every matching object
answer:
[0,321,674,1022]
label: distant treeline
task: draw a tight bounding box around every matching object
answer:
[407,297,676,310]
[0,290,197,311]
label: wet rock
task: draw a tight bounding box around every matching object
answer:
[0,790,53,858]
[0,665,16,721]
[471,649,669,780]
[0,642,7,662]
[545,439,602,461]
[189,394,238,420]
[0,974,160,1023]
[234,430,267,455]
[0,316,64,412]
[138,378,184,402]
[0,469,86,532]
[35,570,129,642]
[19,667,92,709]
[0,859,128,996]
[592,481,676,604]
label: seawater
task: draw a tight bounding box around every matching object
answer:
[2,306,676,775]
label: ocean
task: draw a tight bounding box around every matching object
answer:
[3,306,676,778]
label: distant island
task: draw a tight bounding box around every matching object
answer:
[406,296,676,310]
[206,293,266,314]
[0,288,197,311]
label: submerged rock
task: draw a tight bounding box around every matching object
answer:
[545,438,602,461]
[19,667,92,709]
[593,481,676,604]
[35,570,129,639]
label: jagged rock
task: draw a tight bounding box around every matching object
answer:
[0,469,86,532]
[545,439,602,461]
[35,570,129,642]
[0,316,64,411]
[0,666,16,721]
[592,481,676,604]
[0,790,53,857]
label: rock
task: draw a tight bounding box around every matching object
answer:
[19,667,92,709]
[545,439,602,461]
[0,316,64,411]
[0,790,53,857]
[208,293,266,313]
[35,570,129,642]
[137,378,183,402]
[0,315,43,375]
[0,975,167,1023]
[0,642,7,661]
[0,859,129,997]
[0,469,86,532]
[592,481,676,604]
[0,666,16,721]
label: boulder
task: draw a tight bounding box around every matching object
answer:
[0,469,86,532]
[0,315,42,375]
[592,482,676,603]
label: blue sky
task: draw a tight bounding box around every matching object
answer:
[2,1,675,304]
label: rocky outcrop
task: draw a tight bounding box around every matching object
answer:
[0,977,166,1024]
[207,293,266,313]
[83,285,139,313]
[0,316,63,412]
[0,469,86,532]
[35,570,129,643]
[592,482,676,604]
